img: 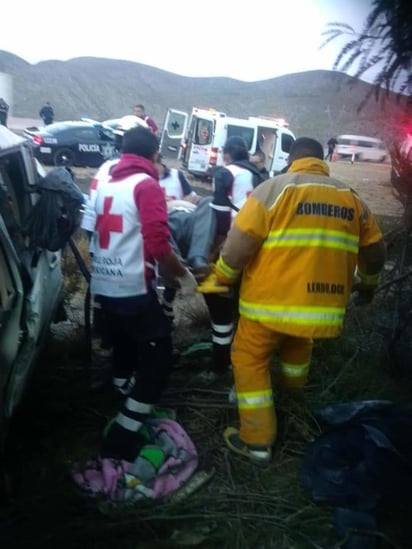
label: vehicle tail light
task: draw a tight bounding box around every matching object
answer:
[209,147,218,166]
[33,135,44,145]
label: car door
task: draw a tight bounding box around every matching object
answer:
[0,144,63,417]
[19,144,63,343]
[0,215,24,418]
[257,126,278,171]
[96,125,116,165]
[187,116,214,173]
[272,131,295,174]
[159,109,188,159]
[73,126,103,167]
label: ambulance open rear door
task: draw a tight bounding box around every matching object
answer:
[159,109,189,160]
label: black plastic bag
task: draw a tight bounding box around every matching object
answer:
[301,401,412,548]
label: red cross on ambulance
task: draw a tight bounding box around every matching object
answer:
[96,196,123,249]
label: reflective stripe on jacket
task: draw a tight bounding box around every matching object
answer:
[215,157,383,338]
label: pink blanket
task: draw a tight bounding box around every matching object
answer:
[71,418,198,503]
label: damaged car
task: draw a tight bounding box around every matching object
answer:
[0,126,83,441]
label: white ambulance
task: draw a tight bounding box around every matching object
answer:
[248,116,295,174]
[159,108,295,179]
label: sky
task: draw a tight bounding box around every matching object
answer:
[1,0,375,82]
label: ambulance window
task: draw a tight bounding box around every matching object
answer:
[166,113,186,138]
[281,134,294,153]
[195,119,212,145]
[227,125,254,150]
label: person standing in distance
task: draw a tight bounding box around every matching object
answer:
[0,97,9,127]
[39,102,55,125]
[133,104,160,137]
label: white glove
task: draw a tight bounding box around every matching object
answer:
[177,268,198,295]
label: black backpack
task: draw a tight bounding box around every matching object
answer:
[24,167,85,251]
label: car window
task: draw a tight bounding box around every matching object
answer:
[46,123,70,134]
[72,128,98,140]
[0,150,32,227]
[281,134,295,153]
[99,127,115,141]
[226,125,255,150]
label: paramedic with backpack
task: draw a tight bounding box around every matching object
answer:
[214,137,385,465]
[89,125,197,462]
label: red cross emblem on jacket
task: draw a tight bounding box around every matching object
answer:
[96,196,123,249]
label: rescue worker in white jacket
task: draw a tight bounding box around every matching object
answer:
[89,125,197,462]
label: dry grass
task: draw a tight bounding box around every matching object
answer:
[3,219,412,549]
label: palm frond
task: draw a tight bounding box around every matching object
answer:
[319,32,344,50]
[324,0,411,109]
[323,21,355,33]
[340,50,363,73]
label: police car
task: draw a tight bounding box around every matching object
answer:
[24,120,117,168]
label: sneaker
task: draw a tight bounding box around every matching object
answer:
[223,427,272,466]
[113,375,136,396]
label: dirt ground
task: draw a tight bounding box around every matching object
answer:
[328,160,402,218]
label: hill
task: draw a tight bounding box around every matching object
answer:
[0,51,410,144]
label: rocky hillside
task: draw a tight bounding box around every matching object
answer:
[1,50,410,144]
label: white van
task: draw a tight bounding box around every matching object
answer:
[335,134,388,162]
[159,107,295,178]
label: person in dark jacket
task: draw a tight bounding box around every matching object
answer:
[39,102,55,125]
[202,137,265,373]
[0,97,9,127]
[250,150,271,180]
[325,136,338,161]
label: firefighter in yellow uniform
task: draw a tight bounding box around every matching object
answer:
[214,137,386,465]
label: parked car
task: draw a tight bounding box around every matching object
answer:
[335,134,389,162]
[391,134,412,199]
[23,120,117,168]
[0,126,70,441]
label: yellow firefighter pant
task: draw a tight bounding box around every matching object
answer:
[231,316,313,446]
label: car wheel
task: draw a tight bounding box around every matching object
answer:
[53,148,75,167]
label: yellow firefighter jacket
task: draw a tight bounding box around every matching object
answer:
[215,157,383,338]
